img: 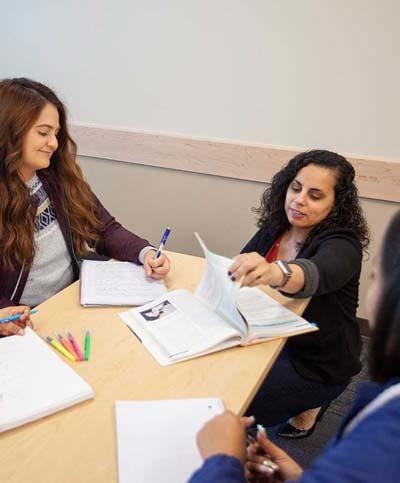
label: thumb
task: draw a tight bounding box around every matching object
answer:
[257,430,286,459]
[151,256,164,268]
[241,415,255,428]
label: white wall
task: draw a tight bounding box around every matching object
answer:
[2,1,400,158]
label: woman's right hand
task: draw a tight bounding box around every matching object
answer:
[245,428,303,482]
[0,306,33,336]
[229,252,282,288]
[196,411,254,464]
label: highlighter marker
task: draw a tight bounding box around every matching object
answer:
[56,333,78,361]
[84,330,91,361]
[46,336,76,362]
[67,331,84,361]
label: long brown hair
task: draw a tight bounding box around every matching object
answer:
[0,78,103,270]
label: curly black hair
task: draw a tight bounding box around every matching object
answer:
[254,149,370,252]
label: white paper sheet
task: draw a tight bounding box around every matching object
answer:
[115,398,224,483]
[120,289,241,365]
[0,328,94,432]
[194,233,246,337]
[80,260,167,306]
[237,287,314,339]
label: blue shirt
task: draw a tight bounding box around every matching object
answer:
[189,378,400,483]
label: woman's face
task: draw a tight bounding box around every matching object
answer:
[20,102,60,182]
[285,164,336,232]
[366,252,383,328]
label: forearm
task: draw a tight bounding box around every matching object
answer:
[189,455,247,483]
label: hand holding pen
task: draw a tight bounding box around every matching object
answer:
[246,425,302,482]
[143,227,171,280]
[0,306,36,336]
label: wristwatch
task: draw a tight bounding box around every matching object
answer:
[270,260,293,289]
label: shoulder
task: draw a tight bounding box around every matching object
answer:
[303,398,400,483]
[305,228,362,258]
[358,395,400,436]
[346,384,400,458]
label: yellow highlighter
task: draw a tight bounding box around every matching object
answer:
[46,336,76,362]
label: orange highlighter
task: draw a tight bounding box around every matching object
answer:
[56,333,78,361]
[46,336,76,362]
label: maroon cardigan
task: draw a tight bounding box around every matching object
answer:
[0,173,151,308]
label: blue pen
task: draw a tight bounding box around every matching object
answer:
[154,227,171,259]
[0,309,38,324]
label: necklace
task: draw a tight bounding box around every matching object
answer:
[282,230,305,255]
[295,240,304,253]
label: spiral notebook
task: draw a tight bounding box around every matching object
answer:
[0,328,94,433]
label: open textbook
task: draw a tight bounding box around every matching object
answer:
[115,398,224,483]
[80,259,167,306]
[0,328,94,433]
[119,234,317,366]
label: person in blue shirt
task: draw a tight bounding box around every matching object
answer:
[189,209,400,483]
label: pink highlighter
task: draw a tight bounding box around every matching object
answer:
[67,331,84,362]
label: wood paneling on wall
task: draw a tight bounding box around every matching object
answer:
[70,123,400,203]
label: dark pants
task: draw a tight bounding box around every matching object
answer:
[246,345,348,426]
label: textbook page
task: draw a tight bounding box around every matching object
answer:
[0,328,94,433]
[115,398,224,483]
[237,287,316,341]
[80,260,166,306]
[194,233,246,338]
[120,289,241,365]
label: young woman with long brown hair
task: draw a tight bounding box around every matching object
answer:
[0,78,170,335]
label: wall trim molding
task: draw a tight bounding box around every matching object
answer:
[70,122,400,203]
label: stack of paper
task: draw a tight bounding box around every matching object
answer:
[115,398,224,483]
[0,328,94,432]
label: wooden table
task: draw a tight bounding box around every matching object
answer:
[0,251,308,483]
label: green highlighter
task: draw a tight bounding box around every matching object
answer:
[84,329,91,361]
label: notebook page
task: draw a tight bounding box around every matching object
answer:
[237,287,314,340]
[0,328,94,432]
[115,398,224,483]
[120,290,241,365]
[80,260,167,306]
[194,233,246,337]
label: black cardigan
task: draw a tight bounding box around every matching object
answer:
[242,227,362,384]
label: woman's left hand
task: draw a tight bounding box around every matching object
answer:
[229,252,281,288]
[245,428,303,482]
[143,251,170,280]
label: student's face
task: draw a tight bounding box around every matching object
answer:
[366,253,383,328]
[20,103,60,182]
[284,164,336,232]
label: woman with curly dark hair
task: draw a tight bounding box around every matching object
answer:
[229,150,369,438]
